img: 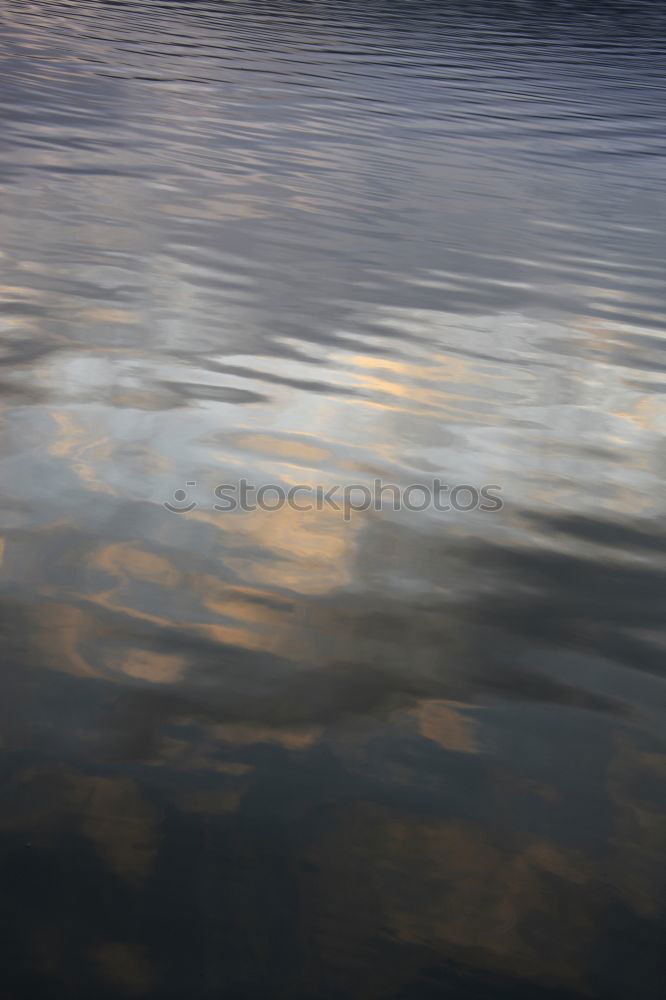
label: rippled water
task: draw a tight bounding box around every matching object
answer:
[1,1,665,997]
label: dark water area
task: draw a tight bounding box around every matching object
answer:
[1,1,666,997]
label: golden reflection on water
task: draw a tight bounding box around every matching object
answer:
[1,1,665,997]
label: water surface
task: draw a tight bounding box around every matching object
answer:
[1,2,666,997]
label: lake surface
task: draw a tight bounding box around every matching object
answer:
[1,1,665,997]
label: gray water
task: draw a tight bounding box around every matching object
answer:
[1,2,666,998]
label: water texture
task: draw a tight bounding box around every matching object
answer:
[0,1,665,997]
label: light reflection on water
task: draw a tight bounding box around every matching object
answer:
[0,1,665,997]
